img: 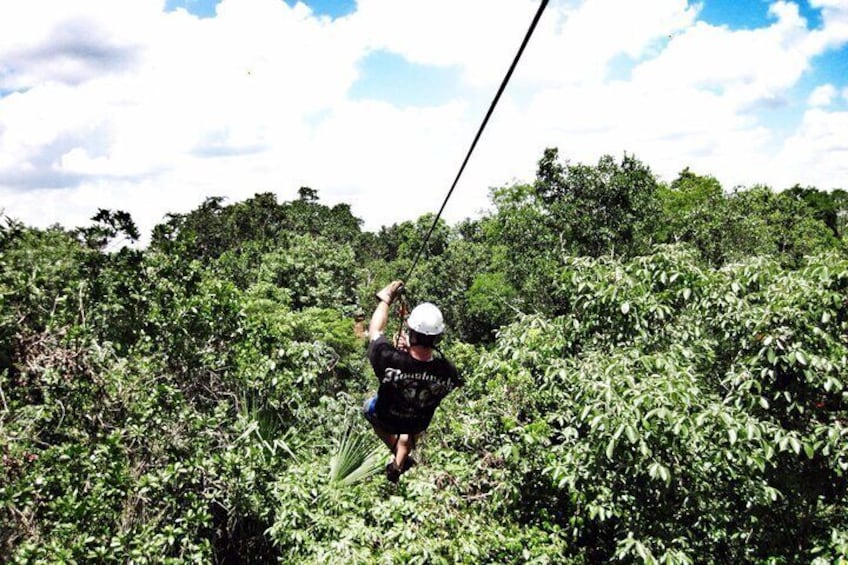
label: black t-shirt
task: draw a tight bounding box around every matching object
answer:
[367,335,461,433]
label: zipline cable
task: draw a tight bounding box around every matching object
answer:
[404,0,549,284]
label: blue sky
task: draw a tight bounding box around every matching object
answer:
[168,0,831,30]
[701,0,822,28]
[1,0,847,240]
[167,0,357,19]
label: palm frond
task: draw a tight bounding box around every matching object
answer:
[328,422,385,485]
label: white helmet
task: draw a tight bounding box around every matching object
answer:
[407,302,445,340]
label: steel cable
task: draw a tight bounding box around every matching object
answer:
[404,0,549,284]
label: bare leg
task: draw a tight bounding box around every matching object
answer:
[394,433,423,469]
[394,434,412,468]
[370,423,400,453]
[369,424,421,469]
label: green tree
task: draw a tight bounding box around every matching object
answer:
[728,185,838,265]
[480,182,559,315]
[258,234,358,311]
[75,209,140,251]
[786,185,841,238]
[281,188,362,244]
[535,148,661,257]
[656,168,746,265]
[833,189,848,240]
[658,173,843,266]
[150,191,363,263]
[361,213,450,265]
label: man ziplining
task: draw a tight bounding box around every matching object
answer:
[363,280,463,483]
[356,0,545,484]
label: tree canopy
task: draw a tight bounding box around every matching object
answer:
[1,149,846,563]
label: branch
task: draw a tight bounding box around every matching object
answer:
[0,380,7,413]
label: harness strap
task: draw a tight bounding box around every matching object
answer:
[392,292,410,349]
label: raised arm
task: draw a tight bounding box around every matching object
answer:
[369,280,404,341]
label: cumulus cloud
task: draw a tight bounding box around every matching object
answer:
[0,0,370,234]
[809,84,837,107]
[512,0,848,190]
[1,0,848,242]
[776,108,848,189]
[518,0,698,86]
[0,0,156,90]
[351,0,538,87]
[631,2,813,112]
[805,0,848,53]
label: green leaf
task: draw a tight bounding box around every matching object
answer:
[824,377,842,392]
[328,423,385,485]
[648,462,670,484]
[788,436,802,455]
[613,423,625,440]
[764,443,775,460]
[764,485,780,502]
[803,443,815,459]
[766,348,777,365]
[606,437,616,460]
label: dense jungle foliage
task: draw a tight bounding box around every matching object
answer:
[2,150,847,563]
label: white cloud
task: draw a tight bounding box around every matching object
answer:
[631,3,812,111]
[0,0,371,237]
[1,0,848,243]
[351,0,538,87]
[809,84,836,107]
[298,98,475,227]
[0,0,159,90]
[775,108,848,189]
[518,0,698,86]
[805,0,848,53]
